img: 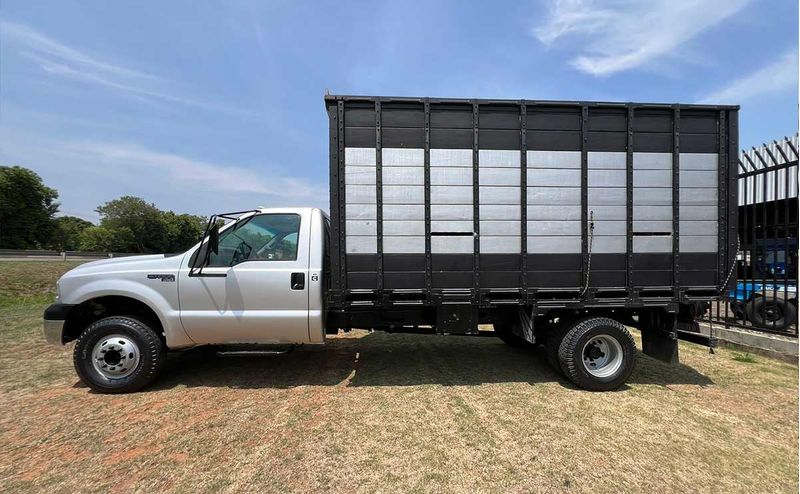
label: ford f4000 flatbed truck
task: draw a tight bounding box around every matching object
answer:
[44,95,738,393]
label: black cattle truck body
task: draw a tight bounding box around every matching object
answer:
[325,94,739,390]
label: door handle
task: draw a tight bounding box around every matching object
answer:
[291,272,305,290]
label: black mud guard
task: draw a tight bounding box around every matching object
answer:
[638,308,679,364]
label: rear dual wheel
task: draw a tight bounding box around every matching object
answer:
[553,317,637,391]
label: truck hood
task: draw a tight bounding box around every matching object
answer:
[76,254,166,268]
[56,252,189,306]
[62,253,185,278]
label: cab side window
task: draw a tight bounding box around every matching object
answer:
[207,214,301,267]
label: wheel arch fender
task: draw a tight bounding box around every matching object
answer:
[65,279,193,348]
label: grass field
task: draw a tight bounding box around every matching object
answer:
[0,261,797,493]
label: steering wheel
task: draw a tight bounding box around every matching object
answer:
[256,233,283,258]
[231,240,252,266]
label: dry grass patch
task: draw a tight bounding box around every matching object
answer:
[0,261,797,493]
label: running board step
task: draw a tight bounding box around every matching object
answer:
[216,345,295,357]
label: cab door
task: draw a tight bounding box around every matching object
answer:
[177,211,310,344]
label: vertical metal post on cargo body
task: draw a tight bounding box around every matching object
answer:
[727,112,739,298]
[580,105,589,296]
[472,101,481,304]
[337,100,347,293]
[424,100,432,302]
[672,106,680,297]
[626,105,634,296]
[717,110,727,287]
[328,102,341,292]
[520,102,528,303]
[375,101,384,299]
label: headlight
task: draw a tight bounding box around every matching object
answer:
[55,280,61,303]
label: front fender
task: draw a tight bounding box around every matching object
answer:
[65,279,195,348]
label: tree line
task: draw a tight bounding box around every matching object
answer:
[0,166,207,253]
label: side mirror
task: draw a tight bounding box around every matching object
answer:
[209,223,220,255]
[191,220,220,272]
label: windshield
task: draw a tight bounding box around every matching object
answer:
[200,213,301,267]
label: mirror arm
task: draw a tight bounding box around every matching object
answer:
[190,215,217,277]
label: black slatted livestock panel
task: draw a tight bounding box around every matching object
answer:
[326,95,739,310]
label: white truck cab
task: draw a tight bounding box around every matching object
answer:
[43,207,328,393]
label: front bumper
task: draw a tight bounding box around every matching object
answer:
[43,319,65,345]
[43,304,75,345]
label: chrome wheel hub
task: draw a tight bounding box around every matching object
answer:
[582,334,623,378]
[91,335,140,380]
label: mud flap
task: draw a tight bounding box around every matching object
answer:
[639,309,679,364]
[511,306,536,344]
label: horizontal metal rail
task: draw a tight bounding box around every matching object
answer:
[0,249,140,259]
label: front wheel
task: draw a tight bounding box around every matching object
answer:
[558,317,636,391]
[73,316,165,394]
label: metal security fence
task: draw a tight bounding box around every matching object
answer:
[704,135,799,336]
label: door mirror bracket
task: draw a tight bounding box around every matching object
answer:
[190,218,222,277]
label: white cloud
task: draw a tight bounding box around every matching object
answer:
[0,128,329,219]
[0,20,160,80]
[63,140,327,201]
[533,0,752,76]
[697,49,798,104]
[0,20,255,116]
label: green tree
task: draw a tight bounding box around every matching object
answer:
[49,216,93,251]
[92,196,206,253]
[79,225,135,252]
[95,196,167,253]
[162,211,206,252]
[0,166,59,248]
[78,226,115,252]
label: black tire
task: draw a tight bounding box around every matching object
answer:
[493,321,531,348]
[73,316,165,394]
[746,297,796,331]
[558,317,636,391]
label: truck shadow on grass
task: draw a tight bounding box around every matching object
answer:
[146,331,714,392]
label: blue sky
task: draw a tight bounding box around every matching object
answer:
[1,0,797,221]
